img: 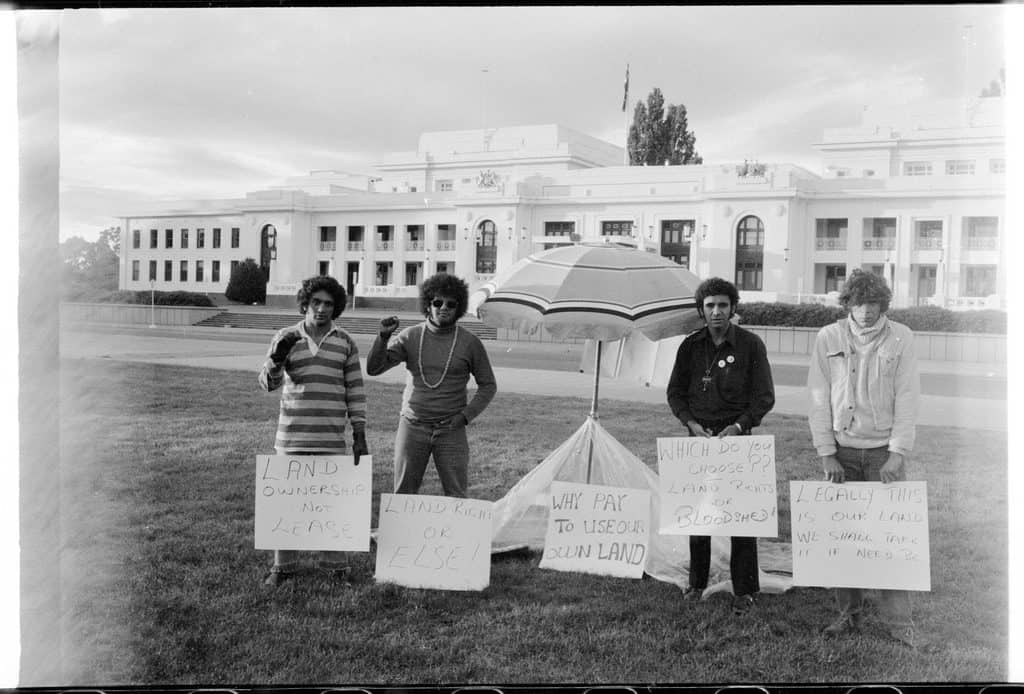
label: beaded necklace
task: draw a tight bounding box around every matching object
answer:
[418,323,459,389]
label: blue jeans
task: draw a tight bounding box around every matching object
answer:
[270,450,348,574]
[832,444,913,627]
[393,414,469,498]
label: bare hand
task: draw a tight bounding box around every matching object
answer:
[687,420,712,437]
[879,452,904,484]
[718,424,741,438]
[271,330,303,365]
[379,316,400,339]
[822,455,844,483]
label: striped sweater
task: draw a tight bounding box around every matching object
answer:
[258,321,367,454]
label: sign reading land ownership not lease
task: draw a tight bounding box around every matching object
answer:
[374,493,493,591]
[539,481,651,579]
[657,435,778,537]
[790,481,930,591]
[255,455,372,551]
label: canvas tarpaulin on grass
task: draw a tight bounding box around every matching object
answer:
[490,416,793,596]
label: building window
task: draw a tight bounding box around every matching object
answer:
[903,161,932,176]
[815,218,847,250]
[150,229,158,248]
[409,186,417,193]
[180,260,188,282]
[197,228,205,248]
[181,229,189,249]
[436,180,453,192]
[405,262,421,286]
[824,264,846,293]
[320,226,337,252]
[211,260,220,283]
[734,215,764,291]
[231,260,240,276]
[963,216,999,251]
[212,228,221,248]
[990,158,1006,174]
[347,225,365,251]
[231,227,240,248]
[543,221,575,250]
[435,224,456,251]
[863,218,896,250]
[915,220,943,250]
[661,220,694,269]
[164,260,173,281]
[375,262,392,286]
[132,230,141,249]
[962,265,997,297]
[601,220,633,236]
[376,225,393,251]
[148,260,157,281]
[945,160,976,175]
[406,224,424,251]
[131,260,139,281]
[166,229,174,249]
[318,261,330,277]
[196,260,204,282]
[476,220,497,274]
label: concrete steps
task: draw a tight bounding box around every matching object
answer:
[193,311,498,340]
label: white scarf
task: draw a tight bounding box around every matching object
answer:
[846,313,888,346]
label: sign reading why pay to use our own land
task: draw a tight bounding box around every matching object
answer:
[539,481,652,580]
[374,493,493,591]
[790,480,931,591]
[657,435,778,537]
[255,454,372,551]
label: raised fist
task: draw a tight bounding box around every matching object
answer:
[270,330,303,365]
[379,315,400,339]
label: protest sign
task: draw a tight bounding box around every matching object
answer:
[539,481,651,579]
[254,454,372,551]
[374,494,493,591]
[657,435,778,537]
[790,481,930,591]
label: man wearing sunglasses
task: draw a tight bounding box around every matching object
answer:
[367,272,497,498]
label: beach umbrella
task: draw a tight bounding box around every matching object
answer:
[468,242,704,478]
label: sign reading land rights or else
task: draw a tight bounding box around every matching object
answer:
[790,481,930,591]
[255,454,372,551]
[539,481,651,579]
[657,435,778,537]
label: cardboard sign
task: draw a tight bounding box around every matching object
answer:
[790,481,931,591]
[254,454,372,551]
[374,494,493,591]
[657,435,778,537]
[539,481,651,579]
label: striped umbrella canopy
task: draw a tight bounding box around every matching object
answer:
[468,242,704,342]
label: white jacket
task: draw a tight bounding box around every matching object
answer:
[807,317,920,457]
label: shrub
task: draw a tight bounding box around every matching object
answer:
[225,258,266,304]
[65,290,215,307]
[735,301,1005,334]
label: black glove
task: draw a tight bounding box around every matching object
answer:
[352,431,368,466]
[270,330,303,366]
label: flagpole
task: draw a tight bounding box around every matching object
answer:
[622,62,630,166]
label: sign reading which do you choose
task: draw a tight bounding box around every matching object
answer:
[657,435,778,537]
[540,481,652,579]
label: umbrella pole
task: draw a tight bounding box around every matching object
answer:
[586,341,602,483]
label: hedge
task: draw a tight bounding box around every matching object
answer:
[735,302,1006,335]
[90,290,217,307]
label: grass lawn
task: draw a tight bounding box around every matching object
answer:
[54,358,1007,685]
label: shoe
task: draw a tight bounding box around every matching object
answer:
[262,569,293,588]
[731,593,756,615]
[682,585,705,601]
[886,625,917,649]
[822,612,862,636]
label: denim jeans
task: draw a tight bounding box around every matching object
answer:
[270,450,348,574]
[393,414,469,498]
[832,444,913,627]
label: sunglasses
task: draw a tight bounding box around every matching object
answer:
[431,299,458,309]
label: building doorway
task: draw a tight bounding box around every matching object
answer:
[346,262,359,306]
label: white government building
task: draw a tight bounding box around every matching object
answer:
[117,96,1005,310]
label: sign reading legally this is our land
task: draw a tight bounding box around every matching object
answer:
[790,481,931,591]
[539,481,651,580]
[374,494,493,591]
[255,454,372,551]
[657,435,778,537]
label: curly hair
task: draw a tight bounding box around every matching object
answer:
[419,272,469,321]
[694,277,740,319]
[296,275,347,319]
[839,269,891,313]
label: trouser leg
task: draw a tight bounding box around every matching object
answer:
[730,536,760,596]
[688,535,711,589]
[431,423,469,498]
[271,549,299,573]
[393,416,432,494]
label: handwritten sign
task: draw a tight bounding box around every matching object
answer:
[374,494,493,591]
[539,481,651,579]
[255,455,372,551]
[790,481,930,591]
[657,435,778,537]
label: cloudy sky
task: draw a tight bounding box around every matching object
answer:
[57,5,1007,241]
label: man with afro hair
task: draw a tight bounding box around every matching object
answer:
[367,272,496,498]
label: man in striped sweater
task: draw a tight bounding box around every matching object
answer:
[258,275,369,587]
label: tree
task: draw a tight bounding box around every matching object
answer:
[627,87,703,166]
[980,67,1005,97]
[60,231,120,299]
[225,257,267,304]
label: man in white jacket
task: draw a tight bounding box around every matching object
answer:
[807,269,920,648]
